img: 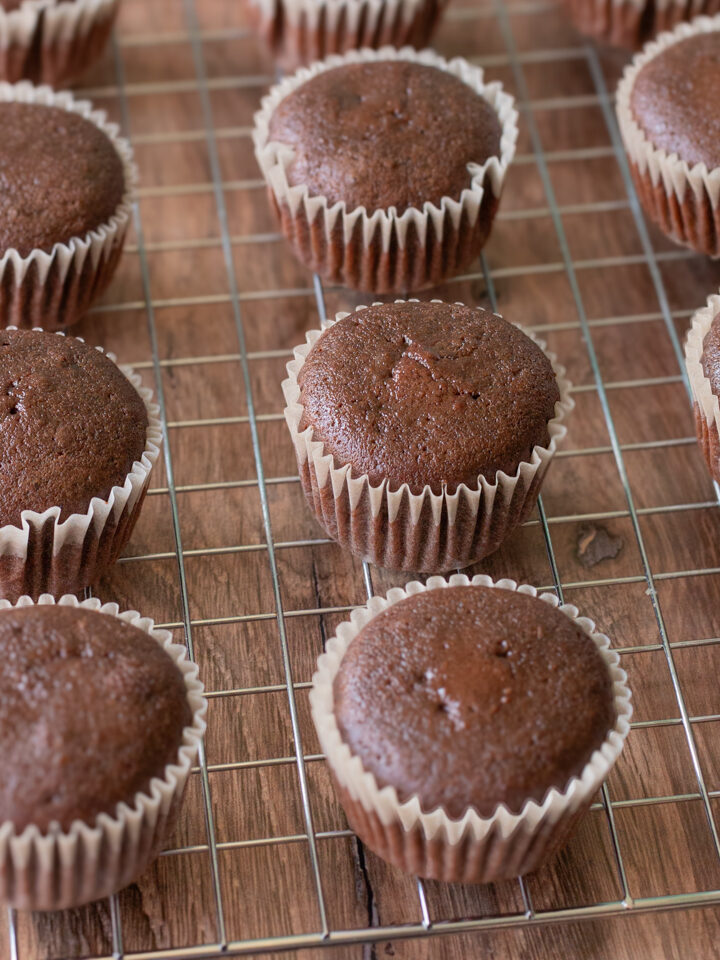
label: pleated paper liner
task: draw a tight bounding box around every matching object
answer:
[0,0,118,85]
[253,46,518,294]
[0,329,161,601]
[616,15,720,256]
[248,0,449,70]
[565,0,720,50]
[311,574,632,883]
[282,300,573,573]
[686,291,720,482]
[0,81,136,329]
[0,593,207,911]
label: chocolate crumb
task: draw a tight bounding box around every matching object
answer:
[576,523,624,567]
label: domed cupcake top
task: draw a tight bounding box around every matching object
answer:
[0,102,125,257]
[297,301,560,494]
[0,604,192,831]
[0,329,148,526]
[333,585,617,818]
[630,31,720,170]
[701,312,720,396]
[267,59,502,213]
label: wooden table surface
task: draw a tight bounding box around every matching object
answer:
[5,0,720,956]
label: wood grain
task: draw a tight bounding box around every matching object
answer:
[4,0,720,956]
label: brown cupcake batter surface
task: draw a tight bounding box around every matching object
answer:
[297,301,559,494]
[630,32,720,169]
[702,312,720,396]
[267,60,502,213]
[0,329,148,526]
[0,604,191,831]
[334,586,616,818]
[0,102,125,256]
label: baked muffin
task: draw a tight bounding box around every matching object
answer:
[0,595,206,910]
[0,0,119,85]
[248,0,450,70]
[282,300,572,571]
[686,291,720,480]
[0,102,124,258]
[311,574,632,883]
[617,17,720,256]
[565,0,720,49]
[0,328,161,600]
[0,84,134,329]
[254,47,517,293]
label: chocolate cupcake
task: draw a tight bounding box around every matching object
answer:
[282,300,572,571]
[0,328,161,600]
[253,47,517,294]
[0,82,135,329]
[617,16,720,256]
[311,574,632,883]
[0,0,119,85]
[686,290,720,480]
[565,0,720,49]
[248,0,450,71]
[0,594,206,910]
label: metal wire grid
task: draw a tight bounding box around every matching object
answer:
[6,1,720,956]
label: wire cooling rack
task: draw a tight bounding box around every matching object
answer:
[7,0,720,956]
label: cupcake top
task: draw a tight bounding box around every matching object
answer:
[267,60,502,213]
[0,102,125,257]
[630,30,720,169]
[0,329,148,526]
[701,312,720,394]
[296,301,560,494]
[0,604,192,831]
[333,585,616,818]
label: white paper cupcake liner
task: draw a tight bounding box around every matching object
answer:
[0,80,136,330]
[248,0,450,70]
[686,291,720,481]
[565,0,720,49]
[0,593,207,911]
[282,300,574,572]
[0,328,161,601]
[0,0,118,85]
[253,47,518,294]
[616,15,720,256]
[311,573,632,883]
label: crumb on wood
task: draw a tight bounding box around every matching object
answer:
[576,522,623,567]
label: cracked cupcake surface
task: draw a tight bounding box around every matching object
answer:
[267,59,502,214]
[297,300,560,493]
[333,585,617,818]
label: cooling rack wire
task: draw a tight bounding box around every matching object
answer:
[7,0,720,956]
